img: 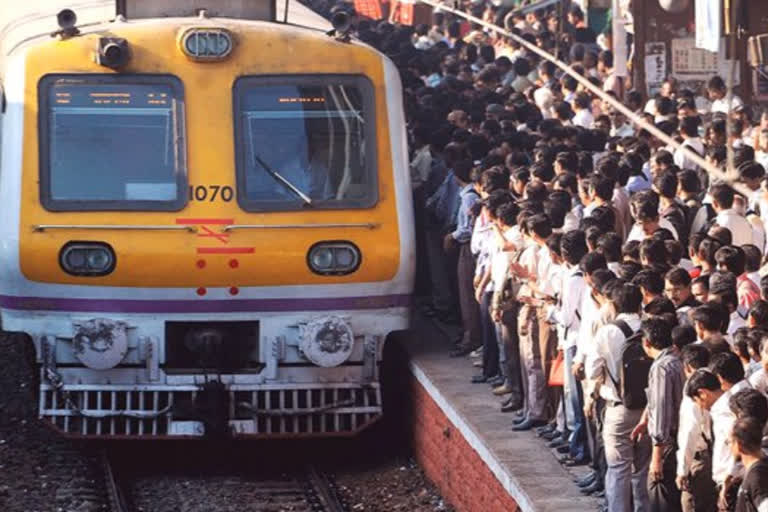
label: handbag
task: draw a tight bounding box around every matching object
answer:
[547,350,565,387]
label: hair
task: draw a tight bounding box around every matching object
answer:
[640,239,668,267]
[561,230,588,266]
[743,245,762,273]
[653,170,678,199]
[731,417,766,454]
[698,238,723,267]
[666,267,692,287]
[496,202,519,227]
[715,246,746,276]
[692,304,723,332]
[685,368,721,399]
[681,343,710,369]
[618,261,643,281]
[633,269,665,295]
[708,226,733,247]
[526,213,553,239]
[665,240,684,266]
[709,351,746,385]
[749,300,768,328]
[729,389,768,426]
[641,317,674,350]
[591,269,617,295]
[710,183,736,209]
[580,252,608,275]
[762,274,768,301]
[679,116,700,138]
[678,169,701,194]
[612,282,643,314]
[622,240,641,262]
[595,232,622,263]
[733,327,753,362]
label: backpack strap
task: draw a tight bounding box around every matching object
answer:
[611,319,633,340]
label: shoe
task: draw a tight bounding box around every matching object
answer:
[541,429,562,441]
[500,400,523,413]
[449,346,473,358]
[511,419,547,431]
[546,436,567,448]
[512,414,530,425]
[492,382,513,396]
[556,444,570,454]
[575,472,597,487]
[470,347,483,358]
[535,423,556,436]
[564,456,590,467]
[488,376,505,388]
[573,471,597,487]
[436,310,461,325]
[579,480,603,496]
[471,375,489,384]
[473,360,482,367]
[593,490,605,498]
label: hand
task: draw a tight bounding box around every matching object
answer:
[630,420,647,442]
[649,453,663,483]
[572,362,584,378]
[675,475,687,491]
[491,308,501,323]
[475,286,484,304]
[443,233,456,251]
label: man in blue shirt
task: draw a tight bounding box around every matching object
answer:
[445,159,482,357]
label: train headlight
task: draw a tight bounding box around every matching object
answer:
[307,242,361,275]
[72,319,128,370]
[60,243,116,276]
[299,316,355,367]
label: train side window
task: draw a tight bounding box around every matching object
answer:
[233,75,377,212]
[38,74,187,211]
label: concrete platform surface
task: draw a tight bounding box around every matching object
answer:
[405,315,601,512]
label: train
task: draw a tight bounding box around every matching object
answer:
[0,0,414,438]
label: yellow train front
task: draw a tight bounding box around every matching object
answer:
[0,0,414,438]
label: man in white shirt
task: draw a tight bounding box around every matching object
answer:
[673,116,705,172]
[587,282,651,512]
[708,75,744,115]
[676,345,718,512]
[711,183,754,247]
[572,92,594,129]
[547,230,589,463]
[688,353,751,497]
[626,194,679,242]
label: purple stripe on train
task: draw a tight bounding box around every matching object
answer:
[0,294,412,314]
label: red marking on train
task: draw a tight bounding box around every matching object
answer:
[197,226,230,244]
[229,259,239,268]
[196,287,207,296]
[196,259,206,269]
[197,247,255,254]
[176,218,234,225]
[229,287,239,296]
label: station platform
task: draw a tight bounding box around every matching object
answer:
[399,314,601,512]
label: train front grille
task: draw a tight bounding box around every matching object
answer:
[39,383,382,437]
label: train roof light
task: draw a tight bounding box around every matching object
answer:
[180,28,234,61]
[97,37,130,70]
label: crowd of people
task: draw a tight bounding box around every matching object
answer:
[306,0,768,510]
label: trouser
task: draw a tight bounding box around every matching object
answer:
[564,345,588,459]
[480,291,499,379]
[497,307,523,405]
[603,403,651,512]
[518,304,547,421]
[457,243,481,349]
[425,227,458,314]
[680,450,716,512]
[648,442,681,512]
[537,307,557,420]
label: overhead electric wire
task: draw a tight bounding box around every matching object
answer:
[415,0,752,198]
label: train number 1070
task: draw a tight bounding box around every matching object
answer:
[188,185,234,202]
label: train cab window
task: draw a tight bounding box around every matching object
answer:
[233,75,377,211]
[38,75,186,211]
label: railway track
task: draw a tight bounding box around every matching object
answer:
[102,447,347,512]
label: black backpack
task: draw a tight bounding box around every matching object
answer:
[608,320,653,410]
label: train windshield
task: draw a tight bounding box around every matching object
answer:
[234,76,377,211]
[39,75,186,211]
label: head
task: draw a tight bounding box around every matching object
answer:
[691,275,710,304]
[681,343,710,377]
[709,351,746,390]
[685,369,722,411]
[664,267,693,307]
[730,417,766,460]
[641,317,674,358]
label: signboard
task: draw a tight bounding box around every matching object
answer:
[644,42,667,96]
[672,37,718,75]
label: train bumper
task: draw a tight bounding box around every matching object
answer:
[40,381,382,438]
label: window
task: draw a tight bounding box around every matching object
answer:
[38,75,186,211]
[233,75,377,211]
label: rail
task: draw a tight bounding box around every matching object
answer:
[417,0,752,199]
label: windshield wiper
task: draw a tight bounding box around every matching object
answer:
[253,154,313,206]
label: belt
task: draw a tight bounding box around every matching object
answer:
[607,400,622,408]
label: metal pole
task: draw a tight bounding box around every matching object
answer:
[417,0,752,198]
